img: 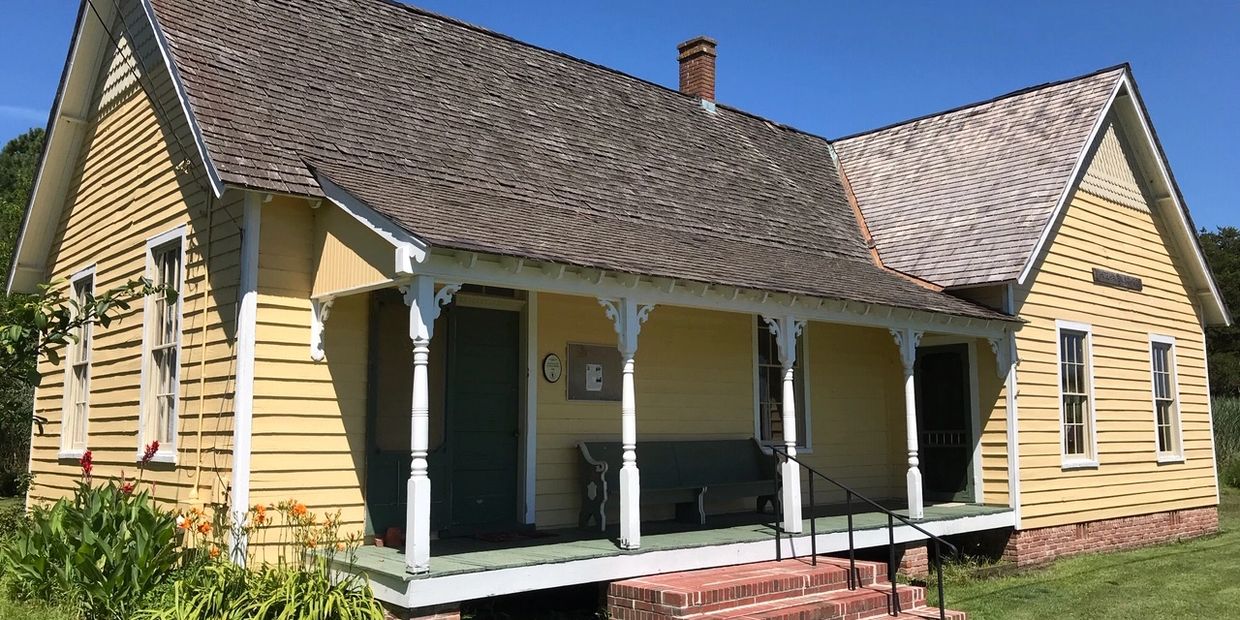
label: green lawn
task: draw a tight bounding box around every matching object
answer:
[938,488,1240,619]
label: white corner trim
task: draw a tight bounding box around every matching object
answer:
[1016,77,1124,287]
[312,172,429,275]
[1002,285,1022,529]
[136,225,187,464]
[230,193,262,563]
[138,0,224,197]
[1147,333,1185,462]
[1055,319,1099,469]
[1203,331,1221,504]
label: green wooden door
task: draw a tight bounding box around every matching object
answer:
[914,344,975,503]
[444,306,521,532]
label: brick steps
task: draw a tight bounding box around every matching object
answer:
[608,558,965,620]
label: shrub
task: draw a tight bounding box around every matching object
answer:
[140,559,383,620]
[0,500,25,542]
[1214,398,1240,481]
[0,450,180,620]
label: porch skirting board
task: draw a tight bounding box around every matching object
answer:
[1002,506,1218,567]
[367,509,1015,609]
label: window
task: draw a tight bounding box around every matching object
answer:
[140,229,184,460]
[60,267,94,458]
[755,318,808,449]
[1150,336,1183,461]
[1057,321,1096,466]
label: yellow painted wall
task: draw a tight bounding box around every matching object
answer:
[249,197,370,537]
[1014,116,1215,529]
[28,3,241,509]
[532,294,912,528]
[311,204,394,298]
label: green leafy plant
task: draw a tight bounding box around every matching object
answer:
[0,448,180,620]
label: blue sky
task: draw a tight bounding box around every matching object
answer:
[1,1,1236,228]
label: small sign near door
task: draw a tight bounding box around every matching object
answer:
[566,343,622,401]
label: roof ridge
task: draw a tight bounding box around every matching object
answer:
[832,63,1130,143]
[373,0,840,146]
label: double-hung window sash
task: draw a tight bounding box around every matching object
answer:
[1151,340,1180,458]
[62,273,93,454]
[145,242,182,448]
[1059,329,1092,461]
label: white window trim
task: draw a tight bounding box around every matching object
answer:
[1148,333,1185,464]
[751,318,813,453]
[58,264,96,460]
[136,226,187,464]
[1056,320,1099,469]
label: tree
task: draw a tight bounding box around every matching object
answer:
[0,129,44,494]
[1200,226,1240,397]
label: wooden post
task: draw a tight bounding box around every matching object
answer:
[891,327,924,520]
[599,298,654,550]
[403,277,461,573]
[762,315,805,534]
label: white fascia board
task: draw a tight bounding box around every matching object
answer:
[312,172,429,278]
[138,0,224,197]
[1016,75,1125,288]
[413,250,1017,340]
[7,1,96,294]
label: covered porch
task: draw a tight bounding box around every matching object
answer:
[289,188,1022,602]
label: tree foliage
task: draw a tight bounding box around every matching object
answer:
[1201,226,1240,397]
[0,129,44,492]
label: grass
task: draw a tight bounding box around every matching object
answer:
[936,487,1240,619]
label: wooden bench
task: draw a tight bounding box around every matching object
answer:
[577,438,779,531]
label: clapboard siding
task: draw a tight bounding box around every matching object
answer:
[28,1,241,509]
[311,204,394,298]
[1014,130,1215,529]
[249,198,370,533]
[533,294,911,528]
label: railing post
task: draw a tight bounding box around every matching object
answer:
[937,540,946,620]
[889,513,900,615]
[846,490,856,590]
[809,471,816,564]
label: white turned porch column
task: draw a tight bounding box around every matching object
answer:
[402,277,461,573]
[891,327,924,520]
[762,315,806,534]
[599,297,655,550]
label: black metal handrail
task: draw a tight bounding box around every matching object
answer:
[770,446,956,620]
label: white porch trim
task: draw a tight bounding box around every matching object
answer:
[890,328,924,520]
[370,509,1016,609]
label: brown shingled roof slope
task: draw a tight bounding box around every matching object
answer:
[834,67,1125,288]
[147,0,1009,320]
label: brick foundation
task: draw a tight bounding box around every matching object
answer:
[897,541,929,579]
[1003,506,1218,567]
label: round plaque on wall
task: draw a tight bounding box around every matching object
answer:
[542,353,563,383]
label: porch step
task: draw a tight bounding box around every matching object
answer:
[607,558,965,620]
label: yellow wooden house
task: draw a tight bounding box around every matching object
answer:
[8,0,1230,616]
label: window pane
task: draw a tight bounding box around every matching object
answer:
[1060,329,1090,459]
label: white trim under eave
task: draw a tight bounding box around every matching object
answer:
[312,172,429,275]
[137,0,224,197]
[229,192,262,564]
[1016,75,1124,288]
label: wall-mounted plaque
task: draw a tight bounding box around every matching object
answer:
[542,353,563,383]
[566,343,622,401]
[1092,268,1143,292]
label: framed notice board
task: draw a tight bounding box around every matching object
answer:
[566,343,622,401]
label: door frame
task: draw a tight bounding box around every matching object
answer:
[915,336,983,503]
[451,291,537,527]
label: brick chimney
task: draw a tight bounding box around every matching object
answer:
[677,36,717,101]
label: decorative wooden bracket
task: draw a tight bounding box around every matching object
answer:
[889,327,923,373]
[761,315,806,369]
[599,298,655,359]
[310,297,335,362]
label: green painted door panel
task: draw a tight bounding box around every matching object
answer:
[444,306,521,532]
[914,344,975,503]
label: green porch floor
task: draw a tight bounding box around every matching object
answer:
[335,502,1011,584]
